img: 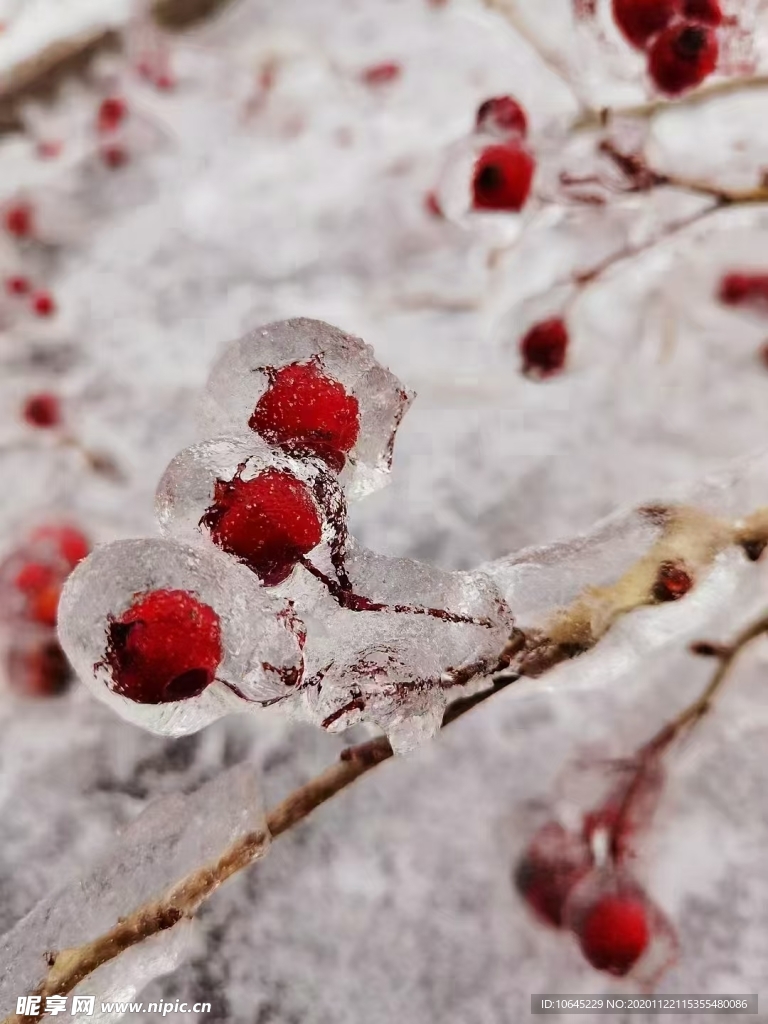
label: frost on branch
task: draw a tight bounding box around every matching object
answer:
[200,317,414,501]
[58,538,303,735]
[0,764,268,1017]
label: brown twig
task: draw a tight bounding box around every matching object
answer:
[1,660,523,1023]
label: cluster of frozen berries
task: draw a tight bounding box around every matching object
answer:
[0,524,89,697]
[612,0,722,94]
[60,319,510,745]
[515,745,676,981]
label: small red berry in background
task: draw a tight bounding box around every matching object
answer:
[100,144,130,170]
[13,562,61,627]
[612,0,677,50]
[718,271,768,310]
[759,340,768,370]
[31,291,56,318]
[97,96,128,134]
[5,275,30,296]
[250,361,361,471]
[22,392,61,430]
[36,140,63,160]
[104,588,222,704]
[648,22,719,95]
[6,638,72,698]
[520,318,569,379]
[514,822,594,928]
[471,143,535,213]
[201,468,323,586]
[360,62,401,86]
[576,893,650,975]
[475,96,528,138]
[424,190,443,218]
[30,524,90,569]
[4,201,34,240]
[653,561,693,602]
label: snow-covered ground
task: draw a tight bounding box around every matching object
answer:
[2,0,768,1021]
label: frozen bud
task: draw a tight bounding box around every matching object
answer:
[201,318,413,500]
[514,822,593,927]
[156,436,346,587]
[58,538,305,735]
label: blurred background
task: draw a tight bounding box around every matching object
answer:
[2,0,768,1020]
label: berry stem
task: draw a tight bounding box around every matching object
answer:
[298,556,498,628]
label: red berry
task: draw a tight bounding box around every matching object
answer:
[653,561,693,601]
[31,291,56,317]
[201,468,323,586]
[682,0,722,25]
[520,318,569,378]
[648,21,718,95]
[5,275,30,296]
[360,62,401,86]
[4,201,34,239]
[475,96,528,137]
[718,272,768,310]
[514,823,593,928]
[577,894,650,975]
[97,96,127,134]
[104,589,222,704]
[30,524,90,568]
[249,361,360,471]
[13,563,61,627]
[23,392,61,429]
[6,639,72,697]
[100,144,129,169]
[612,0,677,49]
[37,140,63,160]
[155,72,176,91]
[471,143,535,213]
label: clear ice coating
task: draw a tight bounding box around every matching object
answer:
[57,538,304,735]
[200,317,414,501]
[0,764,269,1018]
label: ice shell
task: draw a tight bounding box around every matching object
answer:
[200,318,414,501]
[155,434,347,582]
[57,537,304,734]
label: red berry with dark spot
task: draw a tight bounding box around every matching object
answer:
[201,468,323,586]
[653,561,693,601]
[4,201,34,239]
[475,96,528,137]
[520,318,569,379]
[471,143,535,213]
[612,0,677,49]
[718,272,768,310]
[648,22,718,95]
[97,96,128,134]
[249,361,360,471]
[5,275,30,296]
[104,588,222,704]
[32,291,56,317]
[6,639,72,697]
[514,823,593,928]
[577,894,650,975]
[23,392,61,429]
[361,62,401,86]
